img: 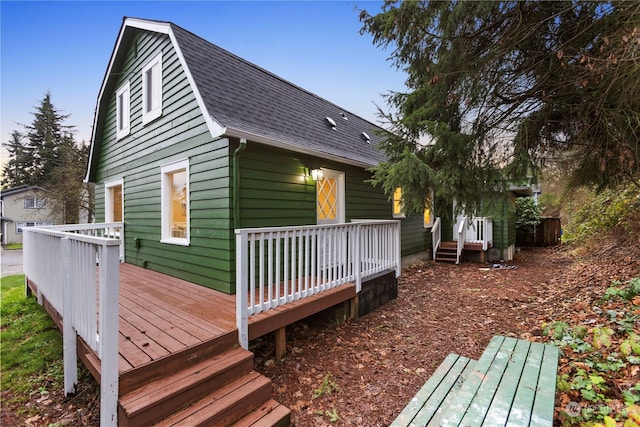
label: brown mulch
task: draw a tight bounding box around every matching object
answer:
[2,243,638,426]
[252,244,640,426]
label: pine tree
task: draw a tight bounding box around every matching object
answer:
[2,131,34,187]
[360,1,640,214]
[2,92,91,223]
[24,91,74,186]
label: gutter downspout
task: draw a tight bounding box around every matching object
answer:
[233,138,247,230]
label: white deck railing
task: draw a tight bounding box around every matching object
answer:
[235,220,401,349]
[453,216,493,263]
[23,223,122,427]
[431,217,441,260]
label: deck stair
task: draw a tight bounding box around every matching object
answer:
[435,241,458,263]
[117,339,290,427]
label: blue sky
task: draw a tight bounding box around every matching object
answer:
[1,0,406,155]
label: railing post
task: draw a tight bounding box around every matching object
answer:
[394,222,401,277]
[354,224,362,293]
[61,237,77,396]
[236,230,249,349]
[99,244,120,427]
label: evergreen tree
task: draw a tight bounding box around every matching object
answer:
[24,91,74,186]
[2,92,91,223]
[2,131,34,187]
[360,1,640,214]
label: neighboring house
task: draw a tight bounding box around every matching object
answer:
[0,186,62,245]
[85,17,432,294]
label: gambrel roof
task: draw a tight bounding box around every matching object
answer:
[87,17,387,181]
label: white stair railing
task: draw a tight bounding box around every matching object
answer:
[431,217,441,260]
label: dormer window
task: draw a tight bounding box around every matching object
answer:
[116,82,130,139]
[142,52,163,124]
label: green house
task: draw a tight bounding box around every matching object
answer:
[85,17,432,295]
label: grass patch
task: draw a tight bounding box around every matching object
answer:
[3,243,23,250]
[1,275,64,399]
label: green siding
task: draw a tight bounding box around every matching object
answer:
[236,142,429,257]
[93,31,429,294]
[93,31,235,293]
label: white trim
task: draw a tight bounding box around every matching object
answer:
[225,126,377,169]
[115,82,130,140]
[166,27,226,139]
[104,179,124,223]
[142,52,163,125]
[160,159,190,245]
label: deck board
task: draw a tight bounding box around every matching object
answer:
[48,262,359,383]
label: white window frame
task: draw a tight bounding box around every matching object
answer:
[141,52,163,124]
[115,82,131,139]
[316,168,345,225]
[160,159,190,246]
[24,197,46,209]
[104,178,124,223]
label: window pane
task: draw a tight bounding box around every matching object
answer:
[145,68,153,113]
[393,187,404,217]
[111,185,122,222]
[169,169,187,238]
[317,177,337,220]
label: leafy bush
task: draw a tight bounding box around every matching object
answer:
[515,196,543,234]
[545,278,640,426]
[562,184,640,244]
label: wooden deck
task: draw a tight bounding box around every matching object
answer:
[30,262,357,425]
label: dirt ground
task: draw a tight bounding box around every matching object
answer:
[251,245,640,426]
[2,244,638,426]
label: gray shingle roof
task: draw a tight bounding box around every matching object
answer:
[169,23,387,167]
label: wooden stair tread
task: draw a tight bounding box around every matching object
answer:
[119,347,253,418]
[231,399,291,427]
[152,371,272,426]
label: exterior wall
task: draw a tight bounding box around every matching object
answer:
[487,193,516,261]
[236,142,430,258]
[93,30,235,293]
[1,189,63,245]
[93,30,430,294]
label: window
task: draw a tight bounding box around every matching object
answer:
[392,187,405,218]
[142,53,163,124]
[161,159,189,245]
[16,221,52,233]
[424,191,434,228]
[105,179,123,223]
[116,82,130,139]
[24,198,46,209]
[316,169,345,224]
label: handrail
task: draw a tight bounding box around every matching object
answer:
[456,218,467,264]
[23,224,121,426]
[34,222,125,260]
[431,217,441,260]
[235,220,401,349]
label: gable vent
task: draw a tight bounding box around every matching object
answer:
[325,116,337,131]
[361,132,371,143]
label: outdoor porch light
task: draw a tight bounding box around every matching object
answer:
[311,168,324,181]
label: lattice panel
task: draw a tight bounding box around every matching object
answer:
[317,177,337,220]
